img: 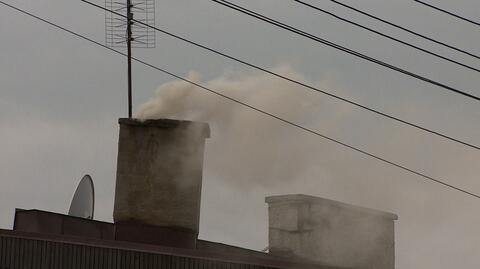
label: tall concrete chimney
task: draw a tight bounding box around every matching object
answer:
[113,118,210,248]
[266,194,397,269]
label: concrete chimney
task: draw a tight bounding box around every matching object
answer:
[266,194,397,269]
[113,118,210,248]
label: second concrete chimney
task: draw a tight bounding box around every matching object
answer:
[113,118,210,248]
[266,194,397,269]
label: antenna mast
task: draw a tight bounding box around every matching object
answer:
[105,0,156,118]
[127,0,133,118]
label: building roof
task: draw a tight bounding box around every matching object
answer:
[5,209,346,269]
[0,228,344,269]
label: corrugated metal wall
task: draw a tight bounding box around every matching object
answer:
[0,236,264,269]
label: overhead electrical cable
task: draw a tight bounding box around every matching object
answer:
[1,0,479,200]
[414,0,480,27]
[79,0,480,151]
[328,0,480,60]
[211,0,480,102]
[293,0,480,73]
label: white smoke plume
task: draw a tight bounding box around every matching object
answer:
[135,65,351,189]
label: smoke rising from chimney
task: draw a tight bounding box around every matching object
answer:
[135,65,352,189]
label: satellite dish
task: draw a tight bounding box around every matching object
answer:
[68,175,95,219]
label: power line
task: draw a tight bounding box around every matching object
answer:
[328,0,480,60]
[415,0,480,27]
[1,0,479,200]
[293,0,480,73]
[80,0,480,151]
[212,0,480,102]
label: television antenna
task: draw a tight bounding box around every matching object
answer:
[68,175,95,219]
[105,0,156,118]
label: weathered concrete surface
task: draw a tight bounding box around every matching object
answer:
[266,194,397,269]
[113,118,210,234]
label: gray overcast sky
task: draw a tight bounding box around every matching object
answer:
[1,0,480,268]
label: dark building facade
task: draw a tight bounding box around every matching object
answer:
[0,229,335,269]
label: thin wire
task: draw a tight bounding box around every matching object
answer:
[212,0,480,102]
[293,0,480,73]
[1,0,479,200]
[328,0,480,60]
[415,0,480,27]
[79,0,480,151]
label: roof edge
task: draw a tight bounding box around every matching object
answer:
[265,194,398,220]
[118,118,210,138]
